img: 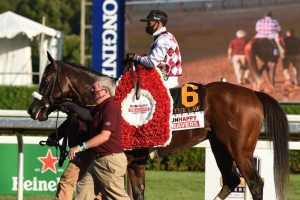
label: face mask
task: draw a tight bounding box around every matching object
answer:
[145,21,158,35]
[92,92,101,103]
[92,89,105,103]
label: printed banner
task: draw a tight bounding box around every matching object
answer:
[0,136,67,195]
[170,83,205,131]
[171,111,204,130]
[92,0,125,78]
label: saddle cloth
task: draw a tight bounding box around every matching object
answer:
[170,83,205,131]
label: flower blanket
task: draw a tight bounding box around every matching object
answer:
[115,65,172,149]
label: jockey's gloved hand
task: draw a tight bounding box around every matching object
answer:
[126,53,136,62]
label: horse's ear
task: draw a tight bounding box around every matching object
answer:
[47,51,55,64]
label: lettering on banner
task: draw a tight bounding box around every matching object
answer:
[171,84,204,130]
[102,0,118,77]
[12,177,60,192]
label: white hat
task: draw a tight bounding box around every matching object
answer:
[236,30,246,38]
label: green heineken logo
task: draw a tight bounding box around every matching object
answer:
[0,137,67,195]
[38,149,58,173]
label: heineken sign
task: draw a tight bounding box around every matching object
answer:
[0,136,67,195]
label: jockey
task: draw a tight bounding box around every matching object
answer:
[255,11,284,57]
[128,10,182,88]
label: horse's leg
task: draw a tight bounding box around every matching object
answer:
[126,149,149,200]
[209,135,240,199]
[207,93,264,199]
[264,62,276,86]
[127,163,145,200]
[229,128,264,199]
[234,154,264,200]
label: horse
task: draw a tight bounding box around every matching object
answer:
[27,53,289,200]
[245,38,280,91]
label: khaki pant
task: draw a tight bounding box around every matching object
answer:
[75,152,130,200]
[232,55,249,84]
[55,150,94,200]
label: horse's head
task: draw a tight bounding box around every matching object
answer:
[28,52,116,121]
[27,52,88,121]
[28,52,66,120]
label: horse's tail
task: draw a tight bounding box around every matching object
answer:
[255,91,289,200]
[245,39,261,79]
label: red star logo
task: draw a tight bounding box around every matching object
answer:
[38,149,58,173]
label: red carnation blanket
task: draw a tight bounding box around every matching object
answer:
[114,65,172,149]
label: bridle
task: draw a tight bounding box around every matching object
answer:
[40,62,65,109]
[38,62,69,167]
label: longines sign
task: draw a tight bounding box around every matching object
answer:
[92,0,125,78]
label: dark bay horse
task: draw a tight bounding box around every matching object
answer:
[27,53,289,200]
[245,38,280,91]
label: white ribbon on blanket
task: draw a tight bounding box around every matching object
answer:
[121,89,156,127]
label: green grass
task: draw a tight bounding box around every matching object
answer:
[288,173,300,200]
[145,171,204,200]
[0,171,299,200]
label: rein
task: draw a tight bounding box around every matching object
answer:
[48,62,64,105]
[124,61,141,100]
[38,62,69,167]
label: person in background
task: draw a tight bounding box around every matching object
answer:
[255,11,284,57]
[65,77,130,200]
[46,113,94,200]
[282,29,300,85]
[127,10,182,88]
[228,30,250,85]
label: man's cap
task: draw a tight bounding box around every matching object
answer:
[236,30,246,38]
[140,10,168,24]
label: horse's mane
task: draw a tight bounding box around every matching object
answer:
[62,62,118,82]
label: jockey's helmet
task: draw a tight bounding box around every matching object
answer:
[140,10,168,25]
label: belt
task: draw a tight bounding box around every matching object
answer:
[95,152,122,158]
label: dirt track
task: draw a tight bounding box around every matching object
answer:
[127,3,300,101]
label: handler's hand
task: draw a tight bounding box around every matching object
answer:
[68,146,80,160]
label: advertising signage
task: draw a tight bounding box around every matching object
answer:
[0,136,67,195]
[92,0,125,78]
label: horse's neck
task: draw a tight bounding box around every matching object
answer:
[64,66,96,105]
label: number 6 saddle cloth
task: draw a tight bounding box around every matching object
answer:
[115,65,204,149]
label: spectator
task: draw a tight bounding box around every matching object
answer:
[228,30,249,85]
[46,112,94,200]
[282,29,300,85]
